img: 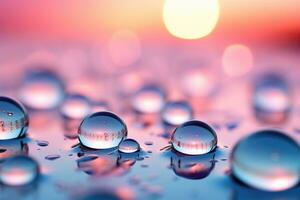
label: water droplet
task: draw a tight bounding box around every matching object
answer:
[171,120,218,155]
[144,141,153,146]
[225,121,239,131]
[60,94,91,120]
[36,140,49,147]
[231,129,300,191]
[78,111,127,149]
[0,96,29,140]
[0,148,7,153]
[19,69,65,110]
[170,151,215,179]
[253,74,291,123]
[119,139,140,153]
[132,85,166,114]
[161,101,193,126]
[45,154,61,160]
[0,155,39,186]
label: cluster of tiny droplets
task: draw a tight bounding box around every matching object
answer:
[0,155,39,186]
[171,120,218,155]
[78,111,127,149]
[19,69,65,110]
[231,129,300,191]
[0,96,29,140]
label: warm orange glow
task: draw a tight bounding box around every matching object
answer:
[163,0,220,39]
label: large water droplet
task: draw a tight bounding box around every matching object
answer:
[162,101,193,126]
[19,69,65,110]
[171,120,217,155]
[0,155,39,186]
[132,85,166,114]
[78,111,127,149]
[253,74,291,123]
[118,139,140,153]
[231,129,300,191]
[0,96,29,140]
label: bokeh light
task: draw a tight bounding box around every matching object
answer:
[222,44,253,77]
[163,0,220,39]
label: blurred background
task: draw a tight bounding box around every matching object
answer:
[0,1,300,199]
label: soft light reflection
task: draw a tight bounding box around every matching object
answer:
[222,44,253,76]
[108,30,141,67]
[163,0,220,39]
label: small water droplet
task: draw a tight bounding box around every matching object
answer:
[19,69,65,110]
[171,120,218,155]
[45,154,61,160]
[78,111,127,149]
[36,140,49,147]
[144,141,153,146]
[119,139,140,153]
[161,101,193,126]
[0,149,7,153]
[132,85,166,114]
[253,74,291,123]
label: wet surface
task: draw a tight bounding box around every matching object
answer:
[0,41,299,200]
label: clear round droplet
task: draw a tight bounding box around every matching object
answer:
[19,69,65,110]
[60,94,91,120]
[78,111,127,149]
[171,120,218,155]
[162,101,193,126]
[132,85,166,114]
[0,155,39,186]
[231,129,300,191]
[118,139,140,153]
[253,74,291,123]
[0,96,29,140]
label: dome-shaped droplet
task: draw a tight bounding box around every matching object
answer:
[0,97,29,140]
[231,129,300,191]
[19,69,65,110]
[132,85,166,114]
[162,101,193,126]
[253,74,291,123]
[78,111,127,149]
[0,155,39,186]
[171,120,217,155]
[60,94,91,120]
[118,139,140,153]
